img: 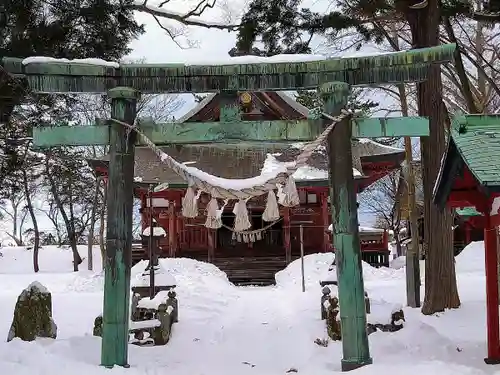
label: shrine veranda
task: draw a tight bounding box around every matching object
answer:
[1,43,456,371]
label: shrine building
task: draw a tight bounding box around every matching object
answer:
[89,91,405,284]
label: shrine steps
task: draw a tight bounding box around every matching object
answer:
[211,256,296,286]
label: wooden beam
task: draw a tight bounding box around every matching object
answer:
[352,116,429,138]
[33,119,323,146]
[2,44,456,94]
[34,125,109,147]
[140,119,323,144]
[34,116,429,147]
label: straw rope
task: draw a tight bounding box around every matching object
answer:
[111,108,351,200]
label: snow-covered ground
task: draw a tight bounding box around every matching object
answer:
[0,241,492,375]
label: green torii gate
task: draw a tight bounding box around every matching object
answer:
[1,43,454,371]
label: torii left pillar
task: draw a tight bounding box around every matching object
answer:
[321,82,372,371]
[101,87,140,368]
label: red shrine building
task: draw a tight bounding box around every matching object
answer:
[434,115,500,364]
[89,91,405,284]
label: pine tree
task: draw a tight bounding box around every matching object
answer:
[0,0,144,270]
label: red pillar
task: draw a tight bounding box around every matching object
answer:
[484,212,500,364]
[321,192,330,252]
[283,207,291,263]
[465,224,471,245]
[168,202,177,257]
[140,191,147,231]
[207,229,216,262]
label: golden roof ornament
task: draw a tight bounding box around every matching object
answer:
[240,92,252,105]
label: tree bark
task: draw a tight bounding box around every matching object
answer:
[405,0,460,314]
[99,179,108,269]
[22,168,39,272]
[442,17,478,114]
[87,177,102,271]
[44,154,83,271]
[397,84,421,308]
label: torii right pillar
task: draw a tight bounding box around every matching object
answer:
[321,82,372,371]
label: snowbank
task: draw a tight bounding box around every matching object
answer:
[0,240,494,375]
[0,245,100,275]
[390,256,406,270]
[275,253,334,289]
[275,253,404,289]
[455,241,484,274]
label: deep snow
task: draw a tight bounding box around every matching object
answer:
[0,241,494,375]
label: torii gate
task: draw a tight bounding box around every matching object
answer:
[1,43,455,371]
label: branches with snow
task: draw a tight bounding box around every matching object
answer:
[131,0,238,29]
[130,0,239,47]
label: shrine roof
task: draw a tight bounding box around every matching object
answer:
[176,91,311,123]
[456,207,483,217]
[87,128,408,188]
[434,115,500,207]
[88,144,365,186]
[176,90,405,163]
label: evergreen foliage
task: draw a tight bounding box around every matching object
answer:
[0,0,144,269]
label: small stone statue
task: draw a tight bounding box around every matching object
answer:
[166,290,178,323]
[326,296,341,341]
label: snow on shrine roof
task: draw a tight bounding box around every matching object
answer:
[89,139,391,186]
[327,224,385,233]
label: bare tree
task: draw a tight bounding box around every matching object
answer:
[0,188,29,246]
[360,170,402,247]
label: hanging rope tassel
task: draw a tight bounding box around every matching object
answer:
[182,187,201,218]
[204,197,221,229]
[233,199,252,232]
[278,175,300,207]
[262,190,280,222]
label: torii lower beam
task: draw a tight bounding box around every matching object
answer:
[33,116,429,147]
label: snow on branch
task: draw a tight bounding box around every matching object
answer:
[130,0,239,31]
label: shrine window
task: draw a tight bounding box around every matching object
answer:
[307,193,318,204]
[298,190,318,204]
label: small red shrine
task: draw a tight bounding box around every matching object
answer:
[434,114,500,364]
[89,91,405,283]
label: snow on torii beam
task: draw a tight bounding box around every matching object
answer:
[1,44,456,94]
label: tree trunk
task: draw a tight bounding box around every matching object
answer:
[67,174,82,271]
[44,155,82,271]
[12,203,20,245]
[99,179,108,269]
[394,228,402,257]
[22,169,40,273]
[405,0,461,314]
[442,17,478,114]
[87,177,102,271]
